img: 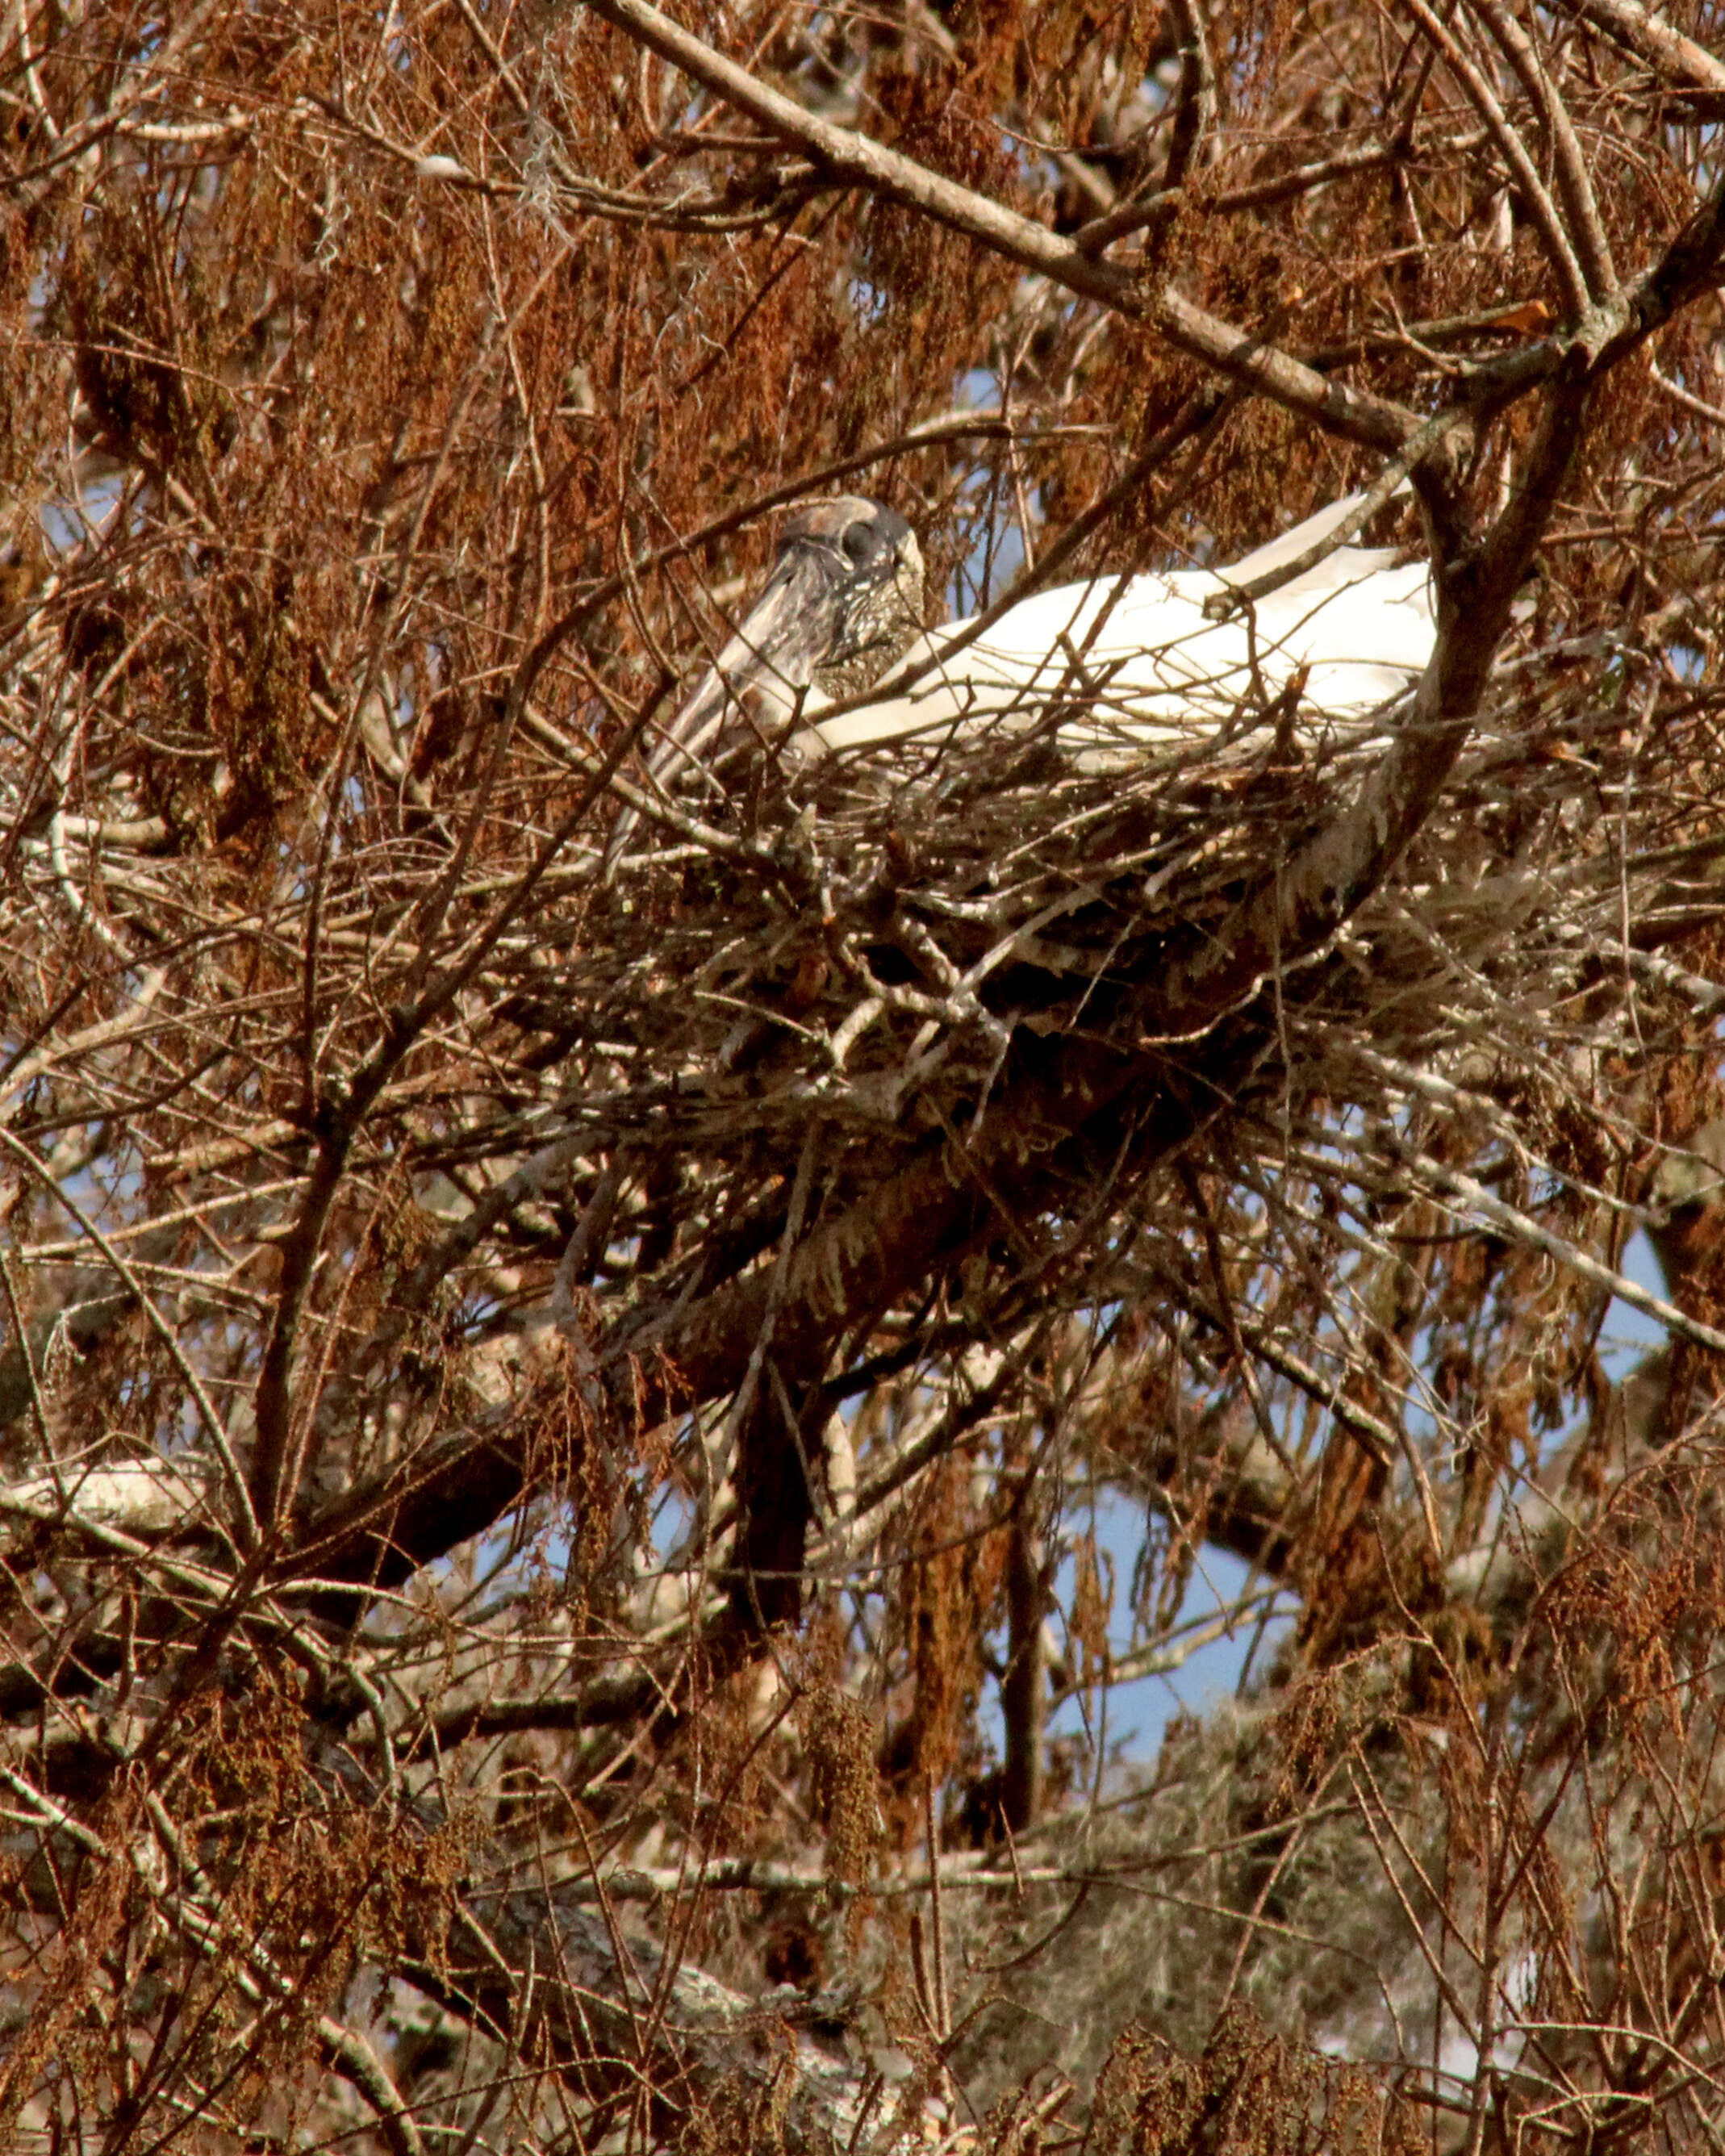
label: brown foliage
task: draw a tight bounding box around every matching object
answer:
[3,0,1725,2146]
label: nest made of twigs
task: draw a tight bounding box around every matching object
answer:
[499,634,1693,1187]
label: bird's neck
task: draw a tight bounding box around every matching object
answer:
[813,616,921,704]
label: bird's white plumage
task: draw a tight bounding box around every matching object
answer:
[790,494,1435,766]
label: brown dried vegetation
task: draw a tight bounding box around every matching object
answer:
[3,0,1725,2147]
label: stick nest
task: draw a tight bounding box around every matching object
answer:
[503,629,1708,1200]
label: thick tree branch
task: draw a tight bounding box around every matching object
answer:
[1554,0,1725,110]
[1468,0,1618,304]
[581,0,1134,305]
[578,0,1419,455]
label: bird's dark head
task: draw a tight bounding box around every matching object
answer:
[774,496,925,702]
[659,497,925,775]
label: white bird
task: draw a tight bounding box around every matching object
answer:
[633,491,1435,815]
[801,492,1434,767]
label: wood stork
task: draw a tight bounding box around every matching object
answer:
[635,490,1435,811]
[642,496,925,791]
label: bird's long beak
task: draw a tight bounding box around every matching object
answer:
[651,539,848,787]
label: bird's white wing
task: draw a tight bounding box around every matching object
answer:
[792,496,1435,766]
[1209,485,1384,586]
